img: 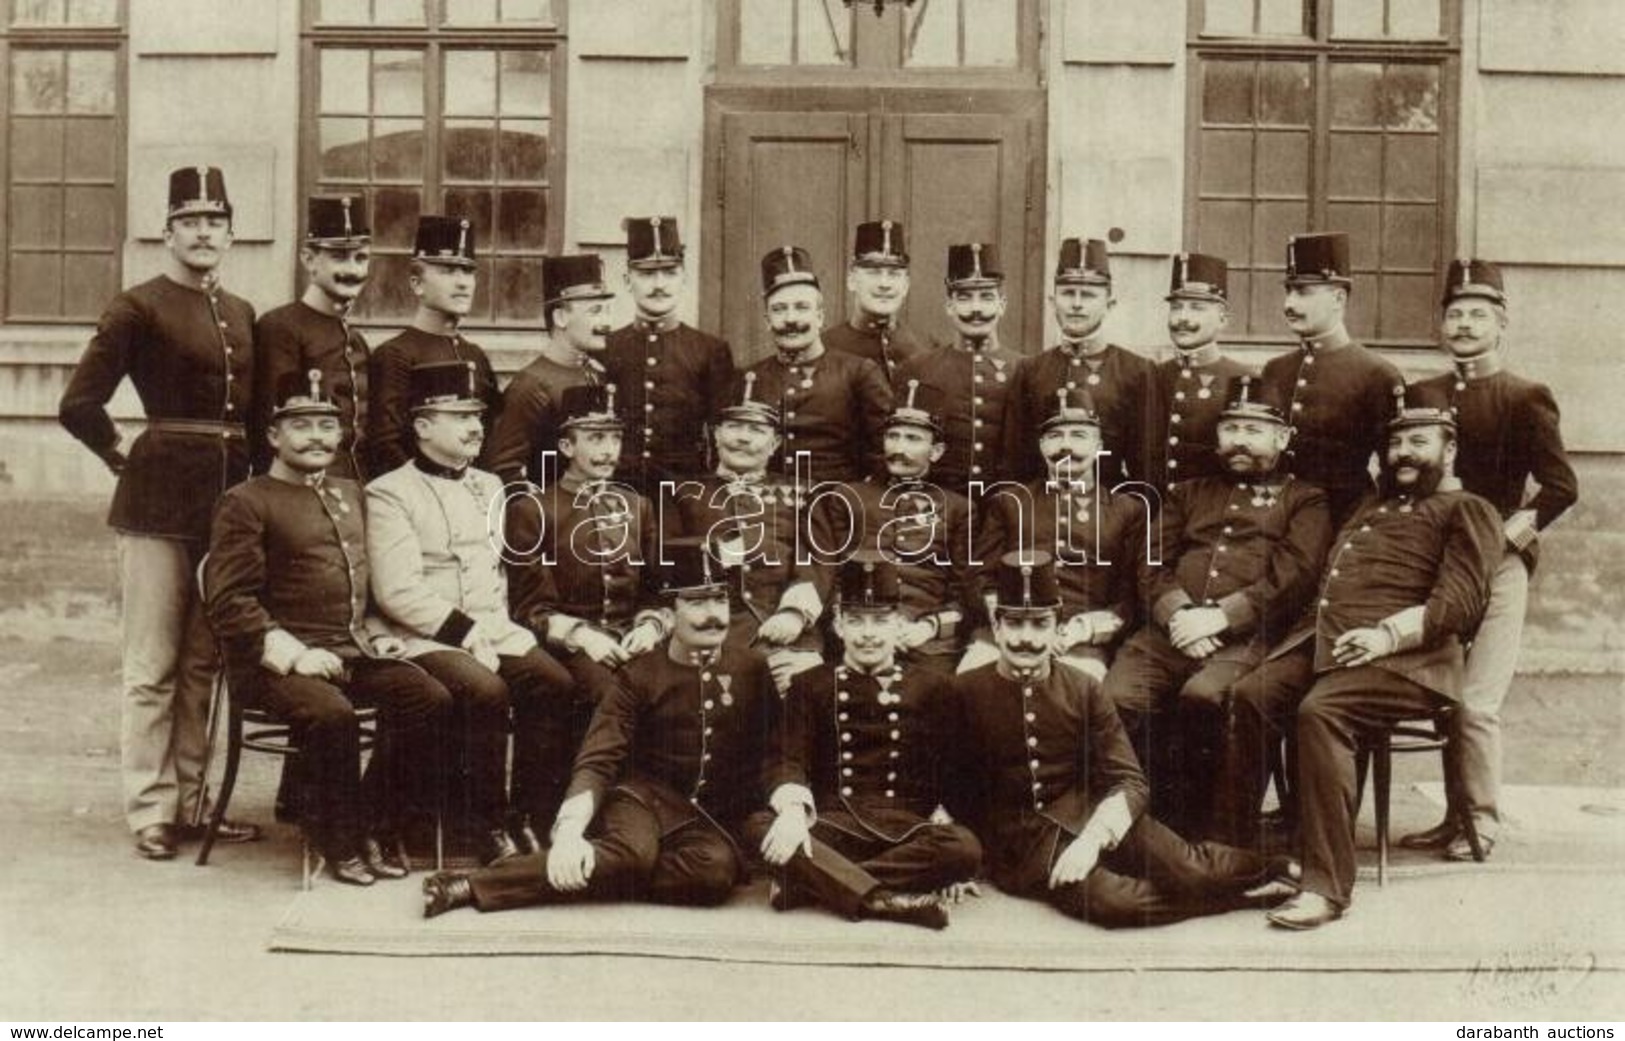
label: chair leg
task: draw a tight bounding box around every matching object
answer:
[1373,734,1393,887]
[195,710,245,867]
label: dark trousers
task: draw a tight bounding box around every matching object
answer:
[742,810,983,917]
[414,648,573,834]
[1018,815,1266,929]
[1209,645,1316,846]
[467,790,744,911]
[1103,628,1261,835]
[255,658,449,859]
[1295,664,1447,906]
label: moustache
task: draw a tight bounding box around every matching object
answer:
[333,276,365,286]
[960,312,996,324]
[1007,642,1049,655]
[1391,455,1426,470]
[591,324,613,336]
[1170,323,1201,334]
[692,619,728,632]
[1047,451,1092,465]
[773,321,813,336]
[1283,310,1307,321]
[297,443,337,453]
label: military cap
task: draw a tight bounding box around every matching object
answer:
[1167,252,1229,304]
[167,165,232,221]
[306,194,370,247]
[761,245,820,297]
[271,367,341,421]
[885,378,945,437]
[1388,383,1457,434]
[1284,232,1352,287]
[1039,386,1102,434]
[1219,375,1287,425]
[624,216,684,269]
[852,220,909,267]
[660,536,730,598]
[559,383,623,433]
[1443,258,1506,308]
[717,371,781,427]
[408,359,486,414]
[945,242,1002,289]
[543,253,614,307]
[413,215,477,269]
[1055,237,1111,286]
[836,550,902,613]
[992,550,1062,615]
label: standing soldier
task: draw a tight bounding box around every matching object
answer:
[59,165,261,860]
[253,195,376,481]
[366,215,502,477]
[604,216,736,493]
[747,554,982,930]
[1398,260,1579,863]
[1147,252,1256,492]
[891,242,1022,495]
[1259,232,1402,524]
[745,246,893,487]
[822,219,932,378]
[488,254,616,487]
[1003,238,1157,485]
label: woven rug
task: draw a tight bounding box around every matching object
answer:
[269,784,1625,970]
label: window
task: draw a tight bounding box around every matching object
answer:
[1,0,124,322]
[303,0,563,326]
[1186,0,1457,346]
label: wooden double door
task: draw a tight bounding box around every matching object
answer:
[701,90,1047,365]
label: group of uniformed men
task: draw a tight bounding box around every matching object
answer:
[59,164,1577,934]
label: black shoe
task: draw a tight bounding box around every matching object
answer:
[511,816,543,856]
[363,836,410,879]
[1445,831,1494,863]
[134,823,177,861]
[327,855,376,887]
[178,818,263,844]
[860,888,949,931]
[479,828,521,866]
[1398,818,1459,851]
[423,871,475,918]
[1242,856,1303,906]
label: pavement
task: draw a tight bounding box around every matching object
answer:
[0,635,1621,1021]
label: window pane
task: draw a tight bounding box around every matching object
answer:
[12,118,65,179]
[1332,0,1382,36]
[1203,61,1254,124]
[497,119,548,181]
[963,0,1019,67]
[1385,134,1438,201]
[1203,0,1252,35]
[321,49,370,112]
[799,0,850,65]
[1227,269,1253,332]
[1252,200,1307,266]
[1328,132,1381,199]
[1256,130,1309,196]
[1197,200,1251,262]
[318,0,369,23]
[373,0,426,24]
[63,185,116,247]
[1382,205,1437,268]
[67,0,117,23]
[66,50,116,115]
[10,186,62,247]
[1345,273,1377,339]
[1259,62,1311,125]
[739,0,794,64]
[1257,0,1305,35]
[1330,63,1382,127]
[13,51,67,114]
[353,253,418,321]
[445,51,497,116]
[10,0,62,24]
[372,187,422,248]
[500,0,551,23]
[500,51,550,118]
[494,257,545,322]
[444,120,497,180]
[1200,130,1253,195]
[467,258,493,322]
[443,187,494,248]
[495,188,546,249]
[1326,201,1380,268]
[61,252,116,317]
[7,253,61,316]
[904,0,957,66]
[1388,0,1441,38]
[319,117,370,179]
[1379,274,1435,339]
[444,0,497,22]
[372,119,424,179]
[374,51,424,116]
[1382,64,1439,130]
[1248,275,1279,335]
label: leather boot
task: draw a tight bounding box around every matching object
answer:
[423,871,475,918]
[859,888,949,930]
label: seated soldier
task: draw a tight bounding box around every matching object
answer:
[746,552,983,930]
[205,370,451,884]
[949,552,1300,929]
[422,538,784,917]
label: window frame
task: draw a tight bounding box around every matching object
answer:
[1183,0,1461,350]
[299,0,568,331]
[0,0,127,325]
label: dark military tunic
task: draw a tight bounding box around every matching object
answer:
[892,341,1020,494]
[1258,338,1401,524]
[1414,363,1578,571]
[604,319,735,491]
[60,275,255,542]
[365,327,502,478]
[1146,352,1256,491]
[253,300,372,481]
[746,347,893,485]
[1002,342,1158,485]
[822,318,932,380]
[485,352,600,487]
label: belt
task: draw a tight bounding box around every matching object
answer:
[148,418,247,440]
